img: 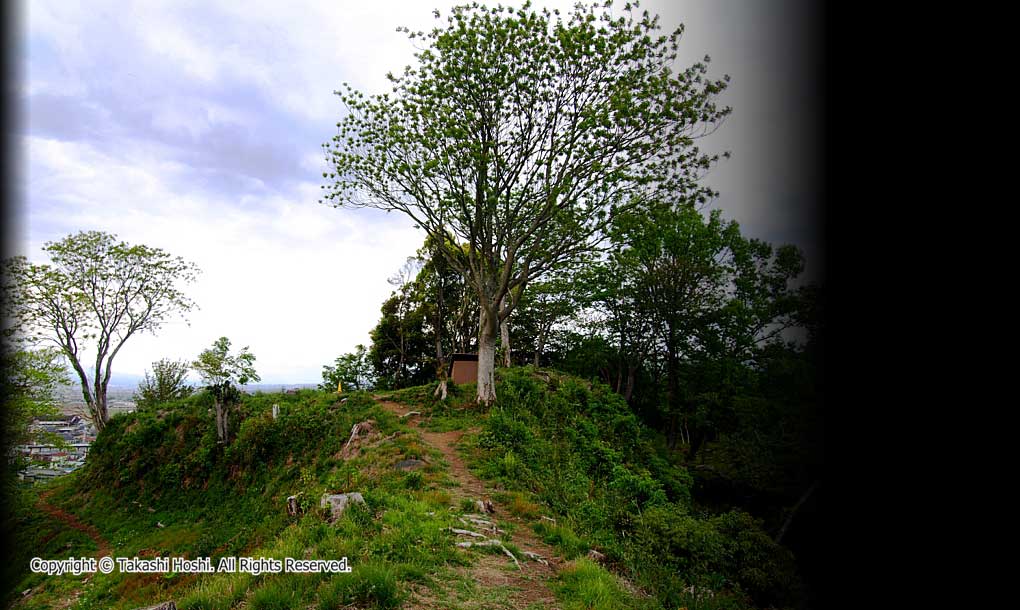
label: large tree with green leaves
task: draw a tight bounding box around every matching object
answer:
[321,1,729,403]
[3,231,199,430]
[192,337,259,444]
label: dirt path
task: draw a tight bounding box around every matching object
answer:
[376,399,563,609]
[38,489,111,557]
[20,490,113,610]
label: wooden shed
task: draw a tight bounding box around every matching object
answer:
[449,353,479,385]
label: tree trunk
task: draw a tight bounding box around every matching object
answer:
[215,400,228,443]
[434,331,449,401]
[477,305,498,405]
[776,480,819,544]
[533,324,548,367]
[499,296,511,367]
[623,364,636,404]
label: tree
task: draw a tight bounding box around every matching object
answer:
[320,344,374,392]
[610,201,740,450]
[1,347,69,451]
[133,358,194,410]
[368,280,432,389]
[2,231,199,430]
[192,337,259,444]
[321,1,730,403]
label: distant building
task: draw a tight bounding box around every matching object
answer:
[16,416,96,482]
[449,353,479,385]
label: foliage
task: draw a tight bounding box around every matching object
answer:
[630,506,802,608]
[192,337,259,389]
[2,231,199,429]
[1,346,69,450]
[553,558,644,610]
[134,358,194,410]
[467,367,803,609]
[192,337,260,443]
[320,343,374,391]
[322,1,730,402]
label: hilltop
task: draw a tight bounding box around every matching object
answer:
[5,367,804,610]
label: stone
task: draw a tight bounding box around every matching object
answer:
[286,494,302,516]
[394,459,426,471]
[130,602,176,610]
[320,492,366,521]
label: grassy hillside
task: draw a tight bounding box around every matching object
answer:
[5,368,805,610]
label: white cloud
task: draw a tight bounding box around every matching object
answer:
[24,134,423,382]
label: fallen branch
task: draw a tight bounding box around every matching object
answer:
[456,539,521,570]
[447,527,486,538]
[522,551,548,566]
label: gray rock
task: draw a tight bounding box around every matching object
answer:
[320,492,366,521]
[131,602,176,610]
[394,459,426,471]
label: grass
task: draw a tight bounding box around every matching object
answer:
[533,521,590,560]
[553,558,644,610]
[3,388,491,609]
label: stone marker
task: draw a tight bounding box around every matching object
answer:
[320,492,366,521]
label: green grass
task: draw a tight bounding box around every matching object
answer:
[553,558,644,610]
[3,388,482,609]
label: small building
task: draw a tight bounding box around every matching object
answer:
[449,353,479,385]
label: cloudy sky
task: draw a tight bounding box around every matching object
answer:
[10,0,823,384]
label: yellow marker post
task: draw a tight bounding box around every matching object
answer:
[337,380,342,394]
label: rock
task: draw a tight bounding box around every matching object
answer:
[131,602,176,610]
[587,549,606,563]
[156,521,165,528]
[21,589,30,597]
[320,492,366,522]
[474,499,495,514]
[147,507,156,513]
[286,494,302,517]
[394,459,426,471]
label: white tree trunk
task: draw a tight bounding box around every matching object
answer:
[477,306,498,405]
[499,296,511,367]
[215,401,228,443]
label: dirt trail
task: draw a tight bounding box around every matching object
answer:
[38,489,111,557]
[375,399,563,609]
[20,490,113,610]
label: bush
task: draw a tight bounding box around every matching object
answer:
[630,506,802,608]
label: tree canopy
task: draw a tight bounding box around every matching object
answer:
[133,358,194,411]
[321,0,730,403]
[192,337,259,443]
[2,231,199,429]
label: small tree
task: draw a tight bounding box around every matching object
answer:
[3,231,199,430]
[133,358,194,410]
[319,344,374,392]
[192,337,259,444]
